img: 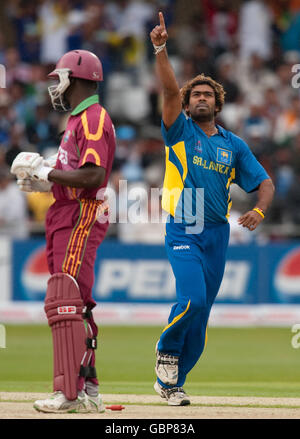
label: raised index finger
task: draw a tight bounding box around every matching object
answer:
[159,11,166,29]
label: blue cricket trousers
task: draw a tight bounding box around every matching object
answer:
[157,217,230,388]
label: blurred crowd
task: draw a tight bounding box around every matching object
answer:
[0,0,300,243]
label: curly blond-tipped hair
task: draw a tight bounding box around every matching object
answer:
[181,73,226,115]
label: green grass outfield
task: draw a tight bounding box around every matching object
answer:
[0,325,300,398]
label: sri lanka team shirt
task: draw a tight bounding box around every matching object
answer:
[52,94,116,201]
[161,112,269,225]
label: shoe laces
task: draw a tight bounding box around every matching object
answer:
[50,391,64,399]
[165,387,186,397]
[157,352,179,366]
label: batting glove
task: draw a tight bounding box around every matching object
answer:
[17,178,53,193]
[28,155,53,182]
[44,152,58,168]
[10,152,43,179]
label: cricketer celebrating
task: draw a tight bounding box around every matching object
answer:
[11,50,116,413]
[150,13,275,406]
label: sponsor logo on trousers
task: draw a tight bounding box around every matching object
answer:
[173,245,190,250]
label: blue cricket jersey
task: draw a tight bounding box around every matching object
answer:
[161,111,270,225]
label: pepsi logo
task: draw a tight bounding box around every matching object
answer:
[21,246,50,296]
[274,247,300,296]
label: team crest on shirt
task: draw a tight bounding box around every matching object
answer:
[64,130,71,143]
[217,148,232,165]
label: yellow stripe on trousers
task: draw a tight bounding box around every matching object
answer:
[63,201,97,278]
[62,201,87,274]
[162,300,191,333]
[69,202,98,278]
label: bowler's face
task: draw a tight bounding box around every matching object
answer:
[186,84,218,122]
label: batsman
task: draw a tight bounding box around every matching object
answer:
[11,50,116,413]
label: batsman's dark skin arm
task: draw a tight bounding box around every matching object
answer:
[48,163,105,189]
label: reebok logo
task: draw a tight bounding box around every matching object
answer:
[173,245,190,250]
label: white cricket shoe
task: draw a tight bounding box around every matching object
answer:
[155,342,179,385]
[154,381,190,406]
[33,391,90,414]
[87,394,105,413]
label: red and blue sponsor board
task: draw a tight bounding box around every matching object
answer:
[11,239,300,304]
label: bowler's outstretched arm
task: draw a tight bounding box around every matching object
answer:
[150,12,182,129]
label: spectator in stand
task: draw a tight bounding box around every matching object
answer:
[192,40,216,78]
[241,100,274,168]
[289,0,300,14]
[290,131,300,175]
[9,80,37,130]
[10,0,41,63]
[0,31,7,65]
[0,166,29,238]
[275,61,297,109]
[273,148,295,201]
[238,0,273,61]
[145,62,163,125]
[269,0,294,43]
[228,208,255,244]
[38,0,72,64]
[114,124,138,172]
[0,91,14,147]
[30,63,53,104]
[202,0,239,57]
[79,1,117,103]
[177,57,197,88]
[279,7,300,53]
[4,47,32,87]
[115,0,155,41]
[26,190,55,234]
[237,52,279,104]
[285,173,300,227]
[273,94,300,145]
[26,101,58,153]
[104,0,155,78]
[242,100,272,144]
[5,123,30,167]
[172,11,204,58]
[215,53,240,103]
[261,86,283,134]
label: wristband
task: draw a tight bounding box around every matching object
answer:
[153,42,166,55]
[252,207,265,219]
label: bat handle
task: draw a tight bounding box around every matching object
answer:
[16,170,28,180]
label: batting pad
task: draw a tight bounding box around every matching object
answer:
[45,273,86,401]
